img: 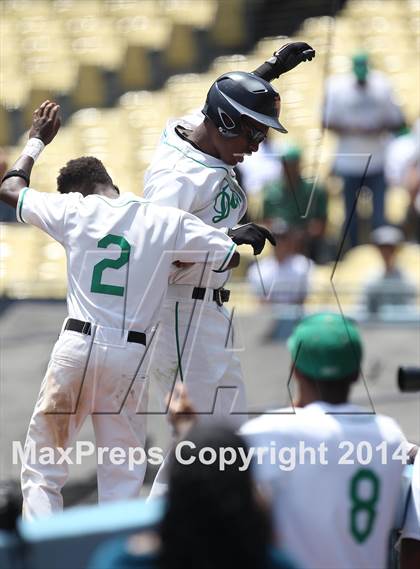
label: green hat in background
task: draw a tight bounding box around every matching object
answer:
[280,143,302,162]
[287,312,363,381]
[352,51,369,82]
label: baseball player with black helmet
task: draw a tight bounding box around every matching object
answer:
[144,43,315,497]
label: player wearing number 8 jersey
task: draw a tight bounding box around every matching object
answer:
[0,101,244,520]
[241,313,407,569]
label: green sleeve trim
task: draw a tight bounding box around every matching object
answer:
[175,301,184,382]
[17,187,30,223]
[214,242,237,273]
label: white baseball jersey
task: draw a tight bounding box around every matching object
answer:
[402,452,420,541]
[142,115,249,501]
[143,113,247,288]
[17,188,237,332]
[241,402,406,569]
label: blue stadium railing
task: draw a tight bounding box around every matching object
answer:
[0,497,164,569]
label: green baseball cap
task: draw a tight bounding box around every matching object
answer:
[281,143,302,162]
[287,312,363,381]
[352,52,369,82]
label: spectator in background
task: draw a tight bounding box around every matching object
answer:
[363,225,417,315]
[89,419,297,569]
[384,115,420,242]
[385,117,420,188]
[323,52,405,248]
[403,157,420,243]
[262,144,328,262]
[237,132,283,197]
[0,149,16,222]
[247,219,312,340]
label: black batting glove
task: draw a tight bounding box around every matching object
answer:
[271,42,315,74]
[228,223,276,255]
[252,42,315,82]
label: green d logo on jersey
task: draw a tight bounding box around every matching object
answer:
[212,183,243,223]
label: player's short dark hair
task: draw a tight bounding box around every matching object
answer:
[56,156,119,195]
[298,368,359,404]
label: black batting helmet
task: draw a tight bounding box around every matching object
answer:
[202,71,287,137]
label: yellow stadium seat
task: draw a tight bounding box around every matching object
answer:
[72,65,106,109]
[5,0,52,17]
[0,107,11,146]
[164,23,200,73]
[119,45,155,91]
[52,0,104,18]
[2,0,418,300]
[210,0,248,49]
[397,243,420,284]
[105,0,160,19]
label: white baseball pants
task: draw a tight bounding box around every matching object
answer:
[21,323,148,521]
[147,286,248,497]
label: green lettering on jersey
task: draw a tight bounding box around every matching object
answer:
[349,468,380,543]
[212,183,242,224]
[90,234,131,297]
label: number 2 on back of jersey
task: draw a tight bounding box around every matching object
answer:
[349,468,380,543]
[90,234,131,297]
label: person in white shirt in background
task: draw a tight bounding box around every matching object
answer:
[362,225,417,316]
[247,218,312,341]
[384,117,420,188]
[237,132,283,197]
[403,154,420,244]
[323,52,405,248]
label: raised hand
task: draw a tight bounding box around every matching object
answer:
[29,100,61,145]
[269,42,315,75]
[252,41,315,82]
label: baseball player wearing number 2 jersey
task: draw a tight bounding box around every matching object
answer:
[0,101,264,520]
[144,43,316,496]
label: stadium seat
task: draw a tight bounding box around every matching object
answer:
[0,107,11,147]
[72,65,107,109]
[118,16,171,90]
[210,0,249,50]
[164,23,201,73]
[1,0,418,307]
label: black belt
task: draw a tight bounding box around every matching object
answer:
[192,287,230,306]
[64,318,146,346]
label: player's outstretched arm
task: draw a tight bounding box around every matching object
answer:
[252,42,315,83]
[0,100,61,208]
